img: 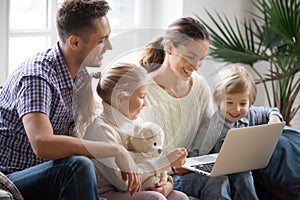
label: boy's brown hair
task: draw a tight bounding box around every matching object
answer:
[213,65,257,106]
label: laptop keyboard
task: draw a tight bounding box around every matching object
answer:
[191,162,214,173]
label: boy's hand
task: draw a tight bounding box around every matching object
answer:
[268,115,282,124]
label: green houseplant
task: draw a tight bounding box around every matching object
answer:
[197,0,300,125]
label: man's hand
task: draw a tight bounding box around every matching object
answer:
[115,145,141,195]
[120,171,141,195]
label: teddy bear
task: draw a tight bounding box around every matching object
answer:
[128,122,169,191]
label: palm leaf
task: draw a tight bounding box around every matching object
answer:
[196,11,268,65]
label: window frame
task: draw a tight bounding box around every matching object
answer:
[0,0,9,86]
[0,0,58,85]
[0,0,138,86]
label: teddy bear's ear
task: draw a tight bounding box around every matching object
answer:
[135,122,164,144]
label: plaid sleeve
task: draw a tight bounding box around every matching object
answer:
[16,76,52,118]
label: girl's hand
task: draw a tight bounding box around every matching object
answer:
[167,147,188,168]
[146,181,173,197]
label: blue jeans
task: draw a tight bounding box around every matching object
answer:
[253,128,300,199]
[172,171,258,200]
[7,156,105,200]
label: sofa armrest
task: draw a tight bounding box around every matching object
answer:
[0,172,23,200]
[0,189,13,200]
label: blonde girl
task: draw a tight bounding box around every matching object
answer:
[84,63,189,200]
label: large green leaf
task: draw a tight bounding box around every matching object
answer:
[196,12,268,65]
[209,48,267,65]
[254,0,300,55]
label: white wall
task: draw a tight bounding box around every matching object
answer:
[149,0,184,27]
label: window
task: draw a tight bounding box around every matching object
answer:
[9,0,50,30]
[7,0,58,75]
[0,0,136,85]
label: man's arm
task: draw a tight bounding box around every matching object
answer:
[23,112,105,159]
[22,112,141,194]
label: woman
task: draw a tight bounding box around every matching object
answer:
[138,17,259,200]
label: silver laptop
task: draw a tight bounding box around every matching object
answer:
[183,122,285,177]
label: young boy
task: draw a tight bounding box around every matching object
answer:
[208,65,300,200]
[210,65,283,152]
[191,65,300,199]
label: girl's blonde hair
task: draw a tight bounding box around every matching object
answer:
[73,70,101,138]
[74,63,150,137]
[213,65,257,106]
[96,63,150,107]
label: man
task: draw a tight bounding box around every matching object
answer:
[0,0,140,199]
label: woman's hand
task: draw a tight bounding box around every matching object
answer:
[146,181,173,197]
[172,166,191,175]
[115,145,142,195]
[167,147,188,168]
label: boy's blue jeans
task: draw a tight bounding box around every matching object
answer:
[7,156,105,200]
[172,170,258,200]
[253,128,300,199]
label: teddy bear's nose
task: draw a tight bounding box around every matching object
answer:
[157,149,162,154]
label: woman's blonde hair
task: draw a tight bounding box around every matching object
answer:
[213,65,257,106]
